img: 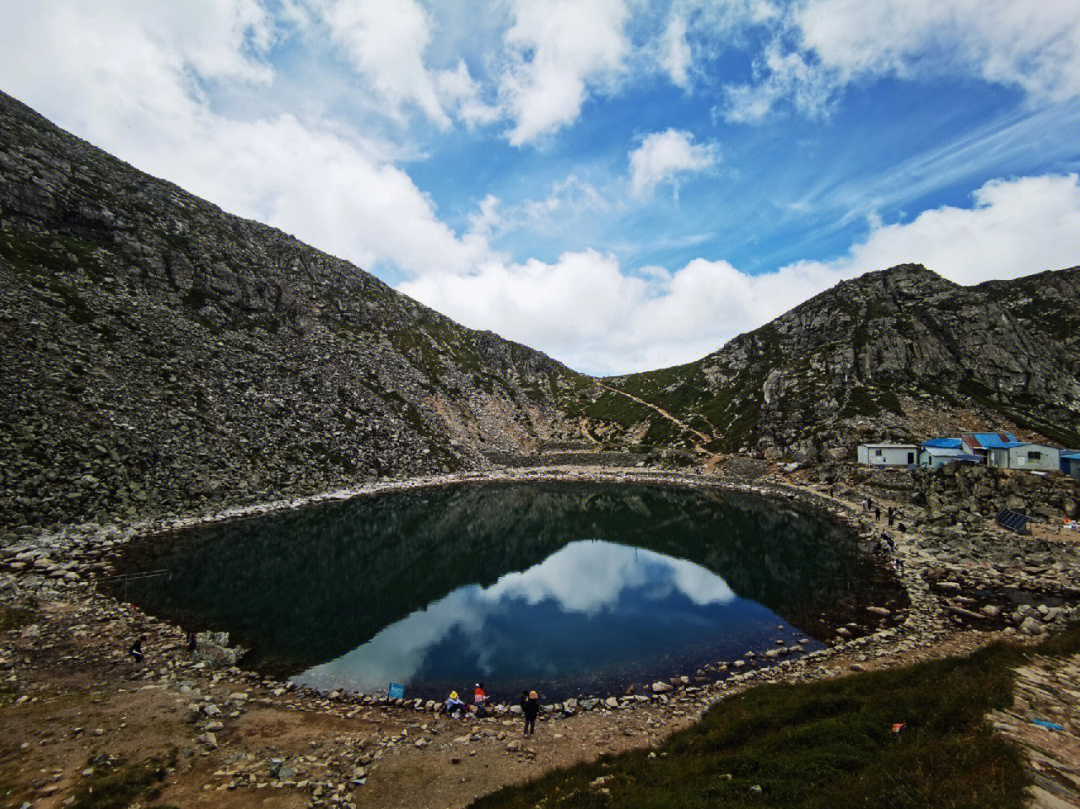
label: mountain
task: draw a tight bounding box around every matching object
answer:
[2,91,1078,534]
[605,263,1080,459]
[0,91,595,532]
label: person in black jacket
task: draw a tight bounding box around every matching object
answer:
[522,690,540,735]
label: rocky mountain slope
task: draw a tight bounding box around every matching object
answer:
[606,263,1080,459]
[2,90,1078,534]
[0,92,595,532]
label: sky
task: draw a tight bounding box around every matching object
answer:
[1,1,1079,375]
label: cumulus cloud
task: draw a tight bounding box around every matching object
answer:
[500,0,629,145]
[0,1,493,280]
[403,174,1080,374]
[629,129,718,196]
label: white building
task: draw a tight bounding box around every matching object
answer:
[857,443,918,467]
[919,446,964,469]
[985,443,1061,472]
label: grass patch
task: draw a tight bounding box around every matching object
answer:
[68,752,176,809]
[473,626,1080,809]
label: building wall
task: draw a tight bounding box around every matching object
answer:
[996,445,1061,471]
[919,448,962,469]
[859,445,918,466]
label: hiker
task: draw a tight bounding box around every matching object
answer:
[865,497,872,512]
[473,683,488,716]
[445,691,466,718]
[187,631,198,654]
[888,506,895,527]
[523,690,540,735]
[129,637,144,666]
[875,506,881,522]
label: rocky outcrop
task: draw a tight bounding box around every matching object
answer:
[608,264,1080,459]
[912,464,1079,522]
[0,92,593,533]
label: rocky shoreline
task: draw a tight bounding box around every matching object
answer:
[3,465,1080,807]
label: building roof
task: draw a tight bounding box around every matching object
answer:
[922,446,962,456]
[1058,451,1080,460]
[995,442,1027,450]
[921,437,963,449]
[859,443,919,449]
[962,432,1019,449]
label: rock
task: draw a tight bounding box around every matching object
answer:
[651,681,673,694]
[506,740,522,753]
[1020,616,1046,636]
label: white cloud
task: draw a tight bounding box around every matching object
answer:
[795,0,1080,100]
[403,174,1080,374]
[629,129,717,197]
[789,173,1080,286]
[725,0,1080,122]
[722,44,837,122]
[660,14,692,87]
[500,0,629,145]
[0,2,492,280]
[319,0,450,127]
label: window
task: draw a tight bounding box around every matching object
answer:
[1028,451,1042,460]
[874,449,883,457]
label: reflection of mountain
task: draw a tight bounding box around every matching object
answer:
[115,483,905,673]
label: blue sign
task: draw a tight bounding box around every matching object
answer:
[388,682,405,700]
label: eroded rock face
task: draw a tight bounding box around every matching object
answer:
[0,92,593,533]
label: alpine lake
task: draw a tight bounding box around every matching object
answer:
[110,481,906,701]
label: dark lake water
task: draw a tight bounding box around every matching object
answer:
[114,482,905,700]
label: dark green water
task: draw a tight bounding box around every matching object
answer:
[115,482,904,700]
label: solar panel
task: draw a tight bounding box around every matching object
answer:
[995,508,1030,533]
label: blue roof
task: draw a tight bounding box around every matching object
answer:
[922,437,963,449]
[965,432,1019,449]
[1062,451,1080,460]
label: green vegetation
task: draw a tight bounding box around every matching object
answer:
[0,226,114,282]
[473,625,1080,809]
[69,752,176,809]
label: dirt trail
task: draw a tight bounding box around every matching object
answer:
[596,382,714,446]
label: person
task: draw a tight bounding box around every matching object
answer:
[888,506,895,527]
[523,690,540,735]
[187,631,198,654]
[875,506,881,522]
[446,690,466,718]
[129,637,144,666]
[865,497,872,512]
[473,683,488,717]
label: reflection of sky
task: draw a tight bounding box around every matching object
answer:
[296,540,792,696]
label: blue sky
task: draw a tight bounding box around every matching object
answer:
[2,1,1079,374]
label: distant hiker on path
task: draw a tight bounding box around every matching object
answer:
[523,690,540,735]
[187,632,197,654]
[888,507,895,527]
[875,506,881,522]
[129,637,144,666]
